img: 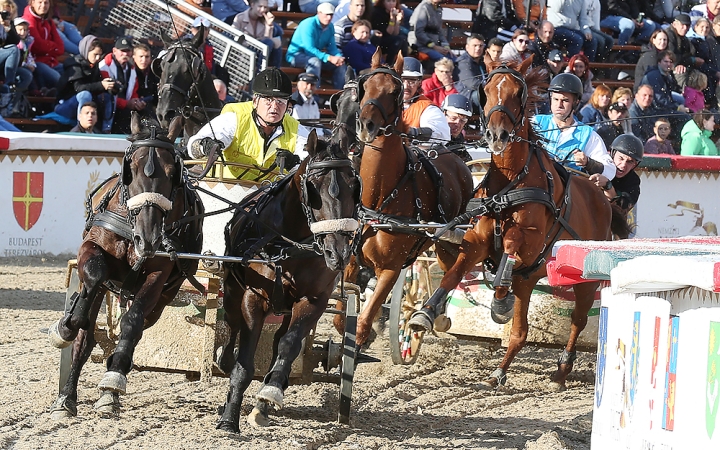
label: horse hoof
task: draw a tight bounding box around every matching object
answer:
[490,293,515,324]
[98,371,127,394]
[49,395,77,419]
[433,314,452,333]
[407,309,434,333]
[256,385,284,409]
[247,405,271,427]
[548,381,567,392]
[48,320,73,349]
[216,420,239,433]
[94,391,121,417]
[479,368,507,390]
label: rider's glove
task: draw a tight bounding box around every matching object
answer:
[407,127,433,141]
[276,149,301,168]
[198,137,224,158]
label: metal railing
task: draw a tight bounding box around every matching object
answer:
[99,0,268,99]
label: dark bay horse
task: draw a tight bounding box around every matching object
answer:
[154,25,222,138]
[48,113,204,417]
[334,52,475,347]
[215,128,362,432]
[409,57,629,390]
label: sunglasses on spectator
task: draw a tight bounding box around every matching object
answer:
[516,38,528,43]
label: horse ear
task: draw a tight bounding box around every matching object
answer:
[519,54,534,75]
[130,111,141,135]
[168,116,183,141]
[306,129,318,158]
[371,47,383,69]
[151,58,163,77]
[161,29,173,47]
[191,26,205,49]
[394,54,404,76]
[344,65,355,85]
[484,53,496,71]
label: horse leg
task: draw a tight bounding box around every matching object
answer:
[217,270,244,374]
[50,299,103,419]
[96,270,170,415]
[217,284,265,433]
[408,230,489,332]
[356,268,400,347]
[479,276,539,389]
[253,298,327,425]
[49,243,108,347]
[549,280,599,391]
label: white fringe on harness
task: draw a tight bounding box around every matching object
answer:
[126,192,173,212]
[309,218,360,234]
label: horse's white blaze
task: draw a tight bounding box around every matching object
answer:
[126,192,173,211]
[497,76,507,105]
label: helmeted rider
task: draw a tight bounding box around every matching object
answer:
[401,57,451,142]
[589,134,643,213]
[441,93,473,161]
[533,73,616,180]
[187,67,310,180]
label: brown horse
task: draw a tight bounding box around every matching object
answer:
[408,57,629,390]
[335,51,475,347]
[216,128,362,432]
[47,113,204,417]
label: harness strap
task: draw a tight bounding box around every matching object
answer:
[92,210,133,241]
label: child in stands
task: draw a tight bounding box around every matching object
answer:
[683,70,707,113]
[644,118,675,155]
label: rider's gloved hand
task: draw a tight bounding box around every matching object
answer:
[407,127,433,141]
[276,149,301,168]
[198,137,224,158]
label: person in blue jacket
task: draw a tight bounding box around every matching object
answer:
[286,2,347,89]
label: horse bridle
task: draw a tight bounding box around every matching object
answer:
[481,65,529,143]
[122,129,184,226]
[156,42,205,119]
[356,67,404,141]
[299,157,362,253]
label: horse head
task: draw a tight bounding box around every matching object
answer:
[356,49,404,143]
[154,28,221,134]
[297,129,361,271]
[122,112,184,258]
[330,67,360,146]
[480,56,535,154]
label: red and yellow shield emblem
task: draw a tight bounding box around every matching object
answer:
[12,172,44,231]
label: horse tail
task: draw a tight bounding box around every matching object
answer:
[610,203,633,240]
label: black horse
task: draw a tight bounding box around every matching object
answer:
[153,25,223,139]
[215,128,362,432]
[48,113,204,418]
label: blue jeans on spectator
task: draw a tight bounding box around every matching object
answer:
[0,45,21,87]
[96,92,116,133]
[298,0,338,13]
[591,29,615,61]
[55,90,93,122]
[287,51,346,89]
[600,16,658,45]
[422,48,456,63]
[553,27,584,58]
[0,116,21,131]
[34,62,63,88]
[58,21,83,55]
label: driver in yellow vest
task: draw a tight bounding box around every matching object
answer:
[187,67,310,180]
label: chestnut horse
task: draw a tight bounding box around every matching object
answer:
[216,128,362,432]
[409,58,629,390]
[335,52,475,347]
[48,114,204,417]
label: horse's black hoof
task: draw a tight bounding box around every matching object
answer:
[407,308,435,333]
[490,293,515,324]
[216,420,239,433]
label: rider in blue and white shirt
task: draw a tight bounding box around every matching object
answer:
[533,73,616,179]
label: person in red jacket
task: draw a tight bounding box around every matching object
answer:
[98,37,145,134]
[22,0,63,90]
[421,57,458,107]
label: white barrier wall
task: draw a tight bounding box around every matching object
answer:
[0,133,126,257]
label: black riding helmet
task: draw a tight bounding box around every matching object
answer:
[547,73,584,99]
[252,67,293,98]
[611,134,644,162]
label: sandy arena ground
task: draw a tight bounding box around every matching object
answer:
[0,256,595,449]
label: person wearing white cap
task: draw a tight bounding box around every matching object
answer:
[441,93,472,146]
[401,56,451,142]
[0,15,32,92]
[232,0,283,68]
[286,2,347,89]
[187,17,215,73]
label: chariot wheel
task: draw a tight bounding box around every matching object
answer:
[389,260,433,365]
[338,284,360,424]
[58,262,80,391]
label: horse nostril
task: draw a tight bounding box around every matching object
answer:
[485,130,493,142]
[499,130,509,142]
[133,235,143,251]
